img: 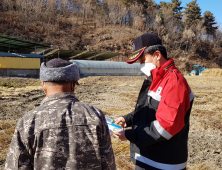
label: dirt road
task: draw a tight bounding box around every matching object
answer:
[0,76,221,170]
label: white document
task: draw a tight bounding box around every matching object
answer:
[105,116,122,133]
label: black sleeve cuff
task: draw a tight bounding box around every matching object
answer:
[123,111,134,127]
[125,129,137,144]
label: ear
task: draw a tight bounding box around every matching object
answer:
[155,51,162,60]
[41,82,47,94]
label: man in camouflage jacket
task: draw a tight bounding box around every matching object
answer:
[5,58,116,170]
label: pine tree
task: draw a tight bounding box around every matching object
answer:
[120,0,133,7]
[168,0,183,20]
[156,10,164,25]
[203,11,218,37]
[184,0,202,27]
[159,1,167,8]
[136,0,156,9]
[159,0,183,20]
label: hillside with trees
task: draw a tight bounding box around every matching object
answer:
[0,0,222,72]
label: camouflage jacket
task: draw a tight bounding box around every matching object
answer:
[5,92,116,170]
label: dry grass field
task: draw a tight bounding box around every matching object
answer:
[0,69,222,169]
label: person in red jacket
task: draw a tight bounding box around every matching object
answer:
[114,33,194,170]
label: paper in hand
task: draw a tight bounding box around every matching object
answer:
[105,116,122,133]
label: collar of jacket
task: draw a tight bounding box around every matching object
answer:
[41,92,79,105]
[150,58,175,82]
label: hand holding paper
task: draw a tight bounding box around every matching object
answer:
[115,117,127,128]
[113,130,127,141]
[105,116,122,133]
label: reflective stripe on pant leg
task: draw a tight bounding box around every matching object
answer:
[135,153,187,170]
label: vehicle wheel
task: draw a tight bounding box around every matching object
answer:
[191,71,196,76]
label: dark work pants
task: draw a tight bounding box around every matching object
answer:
[135,165,186,170]
[135,166,145,170]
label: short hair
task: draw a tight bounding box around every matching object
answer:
[144,45,167,59]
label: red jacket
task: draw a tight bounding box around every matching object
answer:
[124,58,194,170]
[150,58,192,137]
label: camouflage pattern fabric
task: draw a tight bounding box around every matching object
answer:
[5,92,116,170]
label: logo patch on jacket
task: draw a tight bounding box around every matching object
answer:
[157,87,162,95]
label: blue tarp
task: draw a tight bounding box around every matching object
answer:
[0,52,44,58]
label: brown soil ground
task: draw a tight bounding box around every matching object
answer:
[0,75,222,170]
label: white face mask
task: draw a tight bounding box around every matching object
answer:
[140,63,156,77]
[140,54,158,77]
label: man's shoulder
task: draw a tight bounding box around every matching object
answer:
[21,100,103,118]
[16,106,41,131]
[16,100,105,133]
[164,68,191,94]
[34,100,104,121]
[167,68,187,83]
[73,101,104,117]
